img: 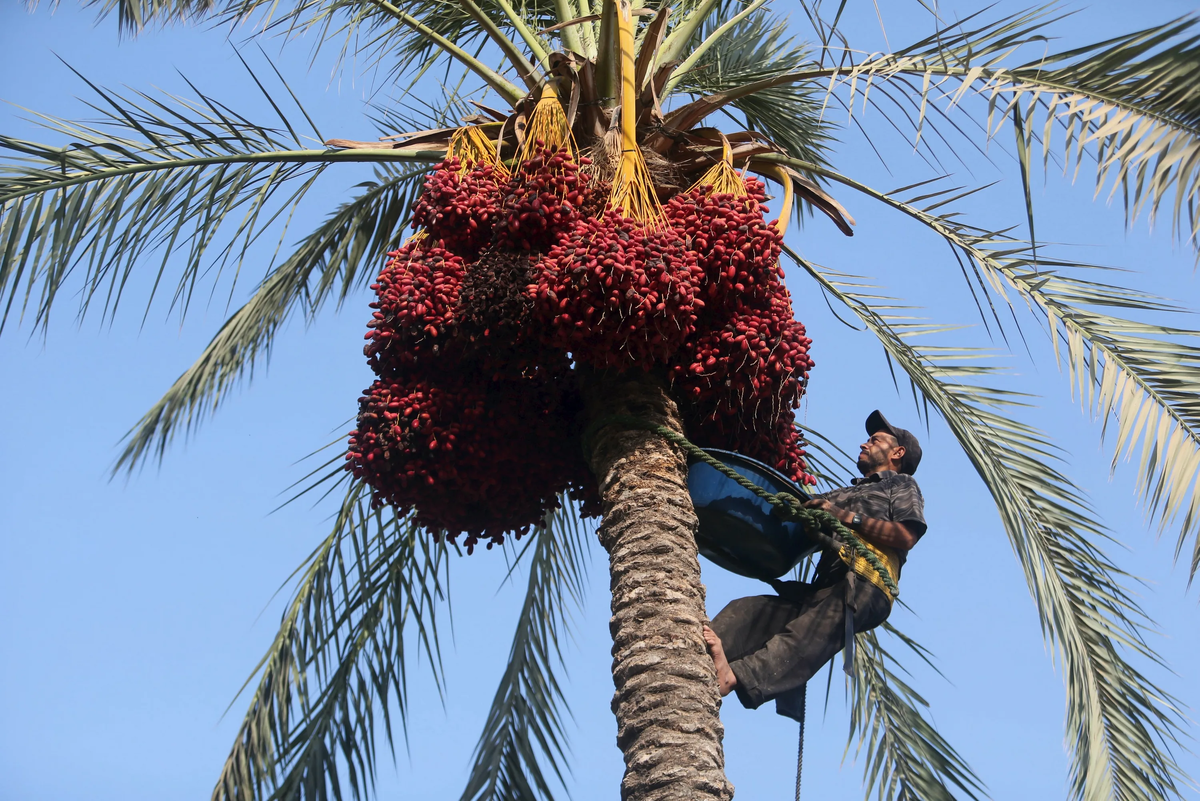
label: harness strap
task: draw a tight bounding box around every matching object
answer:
[842,572,857,676]
[838,539,901,600]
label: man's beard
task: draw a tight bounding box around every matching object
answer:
[857,451,884,476]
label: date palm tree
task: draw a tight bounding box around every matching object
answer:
[4,1,1200,799]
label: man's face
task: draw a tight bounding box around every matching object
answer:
[857,431,903,476]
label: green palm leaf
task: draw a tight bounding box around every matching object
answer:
[0,66,441,334]
[795,421,859,489]
[653,0,724,71]
[849,624,987,801]
[670,10,834,173]
[461,502,594,801]
[112,164,426,472]
[214,471,450,801]
[660,0,765,94]
[795,8,1200,252]
[79,0,217,32]
[217,456,591,801]
[789,253,1188,801]
[207,0,549,101]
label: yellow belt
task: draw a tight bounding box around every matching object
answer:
[837,538,900,601]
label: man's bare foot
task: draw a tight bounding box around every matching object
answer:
[702,625,737,697]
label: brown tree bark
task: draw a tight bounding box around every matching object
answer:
[582,369,734,801]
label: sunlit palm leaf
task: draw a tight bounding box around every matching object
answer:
[349,0,526,102]
[795,421,858,490]
[250,0,528,102]
[767,155,1200,580]
[654,0,721,71]
[670,10,834,174]
[113,164,425,473]
[795,8,1200,251]
[849,624,986,801]
[214,470,450,801]
[660,0,766,95]
[73,0,216,32]
[0,66,441,334]
[788,253,1188,801]
[461,501,594,801]
[206,0,546,103]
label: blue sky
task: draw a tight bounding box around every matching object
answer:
[2,1,1199,799]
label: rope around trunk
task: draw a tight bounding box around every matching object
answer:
[582,415,899,599]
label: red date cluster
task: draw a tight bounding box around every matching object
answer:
[668,181,784,309]
[495,145,594,253]
[411,159,504,260]
[529,210,705,369]
[665,178,816,485]
[364,242,465,376]
[346,372,589,552]
[669,282,814,420]
[350,152,819,545]
[458,248,567,379]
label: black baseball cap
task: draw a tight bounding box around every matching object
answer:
[866,410,922,475]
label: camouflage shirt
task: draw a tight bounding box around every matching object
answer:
[814,470,926,576]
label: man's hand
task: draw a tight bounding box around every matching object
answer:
[804,497,847,525]
[805,499,919,552]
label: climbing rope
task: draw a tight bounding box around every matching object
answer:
[583,415,900,599]
[794,684,806,801]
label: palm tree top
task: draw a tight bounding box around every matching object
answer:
[4,1,1200,800]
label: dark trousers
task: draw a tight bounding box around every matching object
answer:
[710,571,891,714]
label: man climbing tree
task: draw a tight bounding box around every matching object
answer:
[705,411,924,717]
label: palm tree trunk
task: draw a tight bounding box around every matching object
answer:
[582,369,734,801]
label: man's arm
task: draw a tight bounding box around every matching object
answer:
[802,498,920,551]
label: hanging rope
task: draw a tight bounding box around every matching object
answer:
[583,415,900,598]
[794,684,806,801]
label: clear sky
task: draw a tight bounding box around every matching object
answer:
[2,1,1198,799]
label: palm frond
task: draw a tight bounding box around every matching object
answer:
[848,624,986,801]
[211,0,552,102]
[213,471,450,801]
[787,253,1189,801]
[654,0,720,72]
[0,65,441,334]
[78,0,216,32]
[767,155,1200,580]
[369,96,477,141]
[112,164,426,473]
[460,500,594,801]
[660,0,767,95]
[358,0,527,103]
[488,0,555,68]
[458,0,543,89]
[545,0,587,56]
[796,8,1200,251]
[670,10,834,173]
[794,421,858,490]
